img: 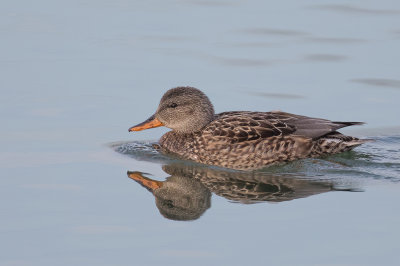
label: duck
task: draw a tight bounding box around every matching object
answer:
[128,86,369,170]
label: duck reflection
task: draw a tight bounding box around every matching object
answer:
[128,169,211,221]
[127,163,354,221]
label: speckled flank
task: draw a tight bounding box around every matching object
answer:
[159,111,367,170]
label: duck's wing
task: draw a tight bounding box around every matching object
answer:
[203,111,296,144]
[269,111,364,139]
[205,111,364,144]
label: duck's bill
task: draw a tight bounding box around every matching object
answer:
[127,171,163,191]
[128,114,164,131]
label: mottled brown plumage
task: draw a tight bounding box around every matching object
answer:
[129,86,369,170]
[161,163,336,204]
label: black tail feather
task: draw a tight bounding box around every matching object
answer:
[333,121,365,127]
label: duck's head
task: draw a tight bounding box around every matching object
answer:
[129,86,215,133]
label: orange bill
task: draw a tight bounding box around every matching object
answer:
[127,171,163,192]
[128,114,164,132]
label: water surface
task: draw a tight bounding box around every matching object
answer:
[1,0,400,265]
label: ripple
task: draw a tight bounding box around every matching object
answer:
[238,28,308,37]
[305,37,367,44]
[304,54,348,62]
[109,141,174,164]
[245,91,305,99]
[208,56,281,67]
[310,4,400,15]
[324,136,400,181]
[180,0,235,7]
[350,78,400,89]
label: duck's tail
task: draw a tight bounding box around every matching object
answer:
[311,133,373,156]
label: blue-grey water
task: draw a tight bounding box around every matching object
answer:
[1,1,400,265]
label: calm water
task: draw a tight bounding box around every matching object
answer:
[1,1,400,265]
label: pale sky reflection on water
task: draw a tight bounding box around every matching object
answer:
[1,1,400,266]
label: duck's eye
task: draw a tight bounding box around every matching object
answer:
[168,103,178,108]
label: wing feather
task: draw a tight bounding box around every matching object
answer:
[203,112,296,144]
[203,111,364,144]
[270,111,364,139]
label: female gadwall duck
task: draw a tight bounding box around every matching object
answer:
[129,86,368,170]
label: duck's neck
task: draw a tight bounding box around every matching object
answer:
[159,131,197,157]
